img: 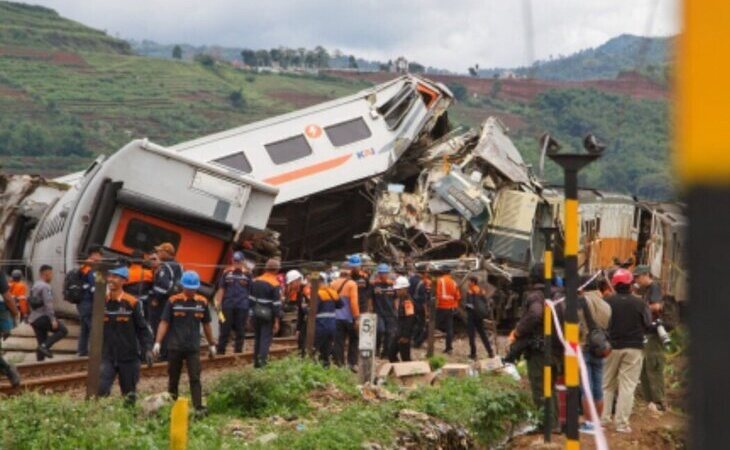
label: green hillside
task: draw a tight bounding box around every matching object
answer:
[480,34,672,81]
[0,1,369,175]
[0,2,673,199]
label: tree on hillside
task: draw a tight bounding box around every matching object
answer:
[269,48,282,65]
[490,79,502,98]
[304,50,317,68]
[194,54,215,68]
[314,46,330,68]
[468,66,478,77]
[255,49,271,67]
[241,48,257,67]
[446,82,468,102]
[172,45,182,59]
[348,55,358,69]
[408,62,425,73]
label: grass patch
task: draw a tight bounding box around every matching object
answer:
[208,357,358,418]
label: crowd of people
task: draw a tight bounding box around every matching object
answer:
[0,244,671,429]
[507,262,672,435]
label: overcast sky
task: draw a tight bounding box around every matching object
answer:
[30,0,679,72]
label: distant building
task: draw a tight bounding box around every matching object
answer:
[498,70,524,79]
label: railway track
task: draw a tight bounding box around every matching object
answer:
[0,336,298,396]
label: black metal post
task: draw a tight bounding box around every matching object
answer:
[548,153,599,450]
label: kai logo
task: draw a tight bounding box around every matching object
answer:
[304,124,322,139]
[355,148,375,159]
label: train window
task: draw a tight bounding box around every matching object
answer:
[213,152,252,173]
[325,117,372,147]
[122,219,181,253]
[377,86,417,129]
[265,134,313,165]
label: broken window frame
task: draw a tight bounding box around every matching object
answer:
[377,84,418,130]
[212,151,253,174]
[264,134,313,165]
[324,117,373,147]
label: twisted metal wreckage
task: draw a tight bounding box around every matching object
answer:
[0,75,686,323]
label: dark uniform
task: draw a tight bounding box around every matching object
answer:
[512,284,559,426]
[98,291,152,403]
[287,284,309,356]
[150,260,183,358]
[249,272,282,367]
[392,295,415,362]
[76,265,95,356]
[411,276,431,348]
[216,267,251,354]
[161,292,211,410]
[465,284,494,359]
[640,281,666,407]
[372,279,396,358]
[352,270,373,314]
[314,286,343,367]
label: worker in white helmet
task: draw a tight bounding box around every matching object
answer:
[285,270,308,356]
[392,276,415,362]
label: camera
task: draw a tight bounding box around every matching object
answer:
[653,319,671,347]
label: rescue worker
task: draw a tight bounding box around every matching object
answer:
[507,263,558,428]
[465,276,495,360]
[411,266,432,348]
[285,270,308,356]
[77,247,102,356]
[214,251,251,354]
[349,255,372,314]
[332,266,360,370]
[9,270,29,323]
[634,265,667,412]
[30,265,69,361]
[0,270,21,387]
[153,271,216,415]
[99,266,154,404]
[250,258,283,368]
[435,268,461,354]
[392,276,415,362]
[123,250,154,319]
[149,242,184,360]
[314,274,343,367]
[372,264,396,359]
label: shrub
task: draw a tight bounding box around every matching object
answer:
[208,357,357,418]
[427,354,446,371]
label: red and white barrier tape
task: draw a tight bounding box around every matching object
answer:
[548,274,610,450]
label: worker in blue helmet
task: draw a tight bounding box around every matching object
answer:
[154,270,216,415]
[99,266,153,404]
[372,263,396,358]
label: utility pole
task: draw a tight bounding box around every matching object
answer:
[426,269,437,358]
[677,2,730,449]
[548,137,601,450]
[305,274,320,359]
[540,226,558,443]
[86,264,108,399]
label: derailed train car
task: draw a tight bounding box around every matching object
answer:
[0,140,278,314]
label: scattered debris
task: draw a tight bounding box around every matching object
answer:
[379,361,433,386]
[224,419,256,440]
[441,363,472,378]
[397,409,474,449]
[140,392,172,416]
[359,383,402,402]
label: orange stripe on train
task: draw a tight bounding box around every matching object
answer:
[264,154,352,185]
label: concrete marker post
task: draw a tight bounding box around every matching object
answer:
[358,312,377,384]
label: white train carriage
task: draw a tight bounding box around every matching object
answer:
[13,140,277,315]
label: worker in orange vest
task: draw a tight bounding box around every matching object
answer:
[9,270,29,322]
[435,268,461,354]
[123,250,154,319]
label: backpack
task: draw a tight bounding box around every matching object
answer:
[582,300,611,358]
[63,269,86,305]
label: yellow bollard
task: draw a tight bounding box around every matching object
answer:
[170,397,189,450]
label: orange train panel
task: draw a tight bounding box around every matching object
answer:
[110,209,225,283]
[585,237,638,270]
